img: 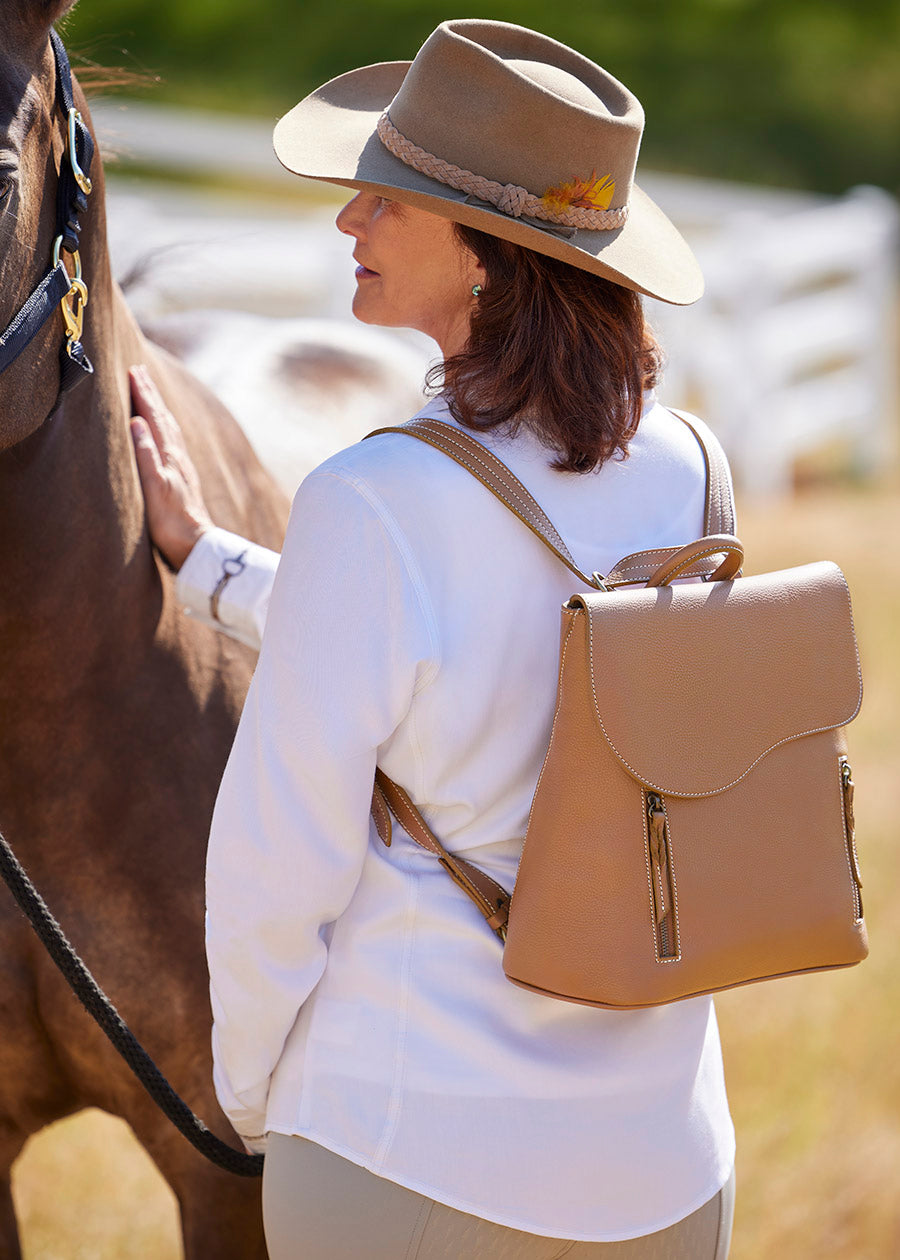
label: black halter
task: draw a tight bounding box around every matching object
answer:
[0,29,95,393]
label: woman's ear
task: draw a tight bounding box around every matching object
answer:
[459,246,486,299]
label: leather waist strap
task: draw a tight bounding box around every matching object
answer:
[372,771,511,940]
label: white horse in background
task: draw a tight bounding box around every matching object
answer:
[107,185,431,494]
[142,310,431,496]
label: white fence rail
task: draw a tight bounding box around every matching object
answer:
[94,99,900,495]
[651,185,899,494]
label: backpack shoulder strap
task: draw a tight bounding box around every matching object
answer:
[592,409,738,587]
[366,411,736,936]
[667,408,735,537]
[367,411,735,589]
[367,417,598,588]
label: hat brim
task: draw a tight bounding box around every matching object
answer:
[273,61,703,306]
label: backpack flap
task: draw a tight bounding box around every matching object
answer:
[503,559,867,1009]
[576,560,862,797]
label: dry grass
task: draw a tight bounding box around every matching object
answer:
[717,475,900,1260]
[11,476,900,1259]
[12,1111,182,1258]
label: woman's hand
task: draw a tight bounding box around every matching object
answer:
[129,364,214,572]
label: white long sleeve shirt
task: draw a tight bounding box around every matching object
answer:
[192,396,735,1242]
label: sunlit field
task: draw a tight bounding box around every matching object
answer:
[11,475,900,1259]
[717,474,900,1260]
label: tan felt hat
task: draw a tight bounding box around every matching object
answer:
[274,19,703,305]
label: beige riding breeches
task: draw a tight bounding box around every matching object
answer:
[262,1133,735,1260]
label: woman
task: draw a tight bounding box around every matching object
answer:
[131,19,735,1258]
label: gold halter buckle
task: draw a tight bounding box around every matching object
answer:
[52,234,89,350]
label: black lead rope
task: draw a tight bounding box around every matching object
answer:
[0,826,263,1177]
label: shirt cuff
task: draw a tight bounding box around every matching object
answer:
[176,526,280,651]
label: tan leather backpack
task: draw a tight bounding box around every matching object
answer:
[370,415,867,1008]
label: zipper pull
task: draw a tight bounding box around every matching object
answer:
[840,760,863,890]
[841,760,856,840]
[647,793,669,925]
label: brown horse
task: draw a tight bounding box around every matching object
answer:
[0,3,290,1254]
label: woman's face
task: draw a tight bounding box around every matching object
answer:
[336,193,485,357]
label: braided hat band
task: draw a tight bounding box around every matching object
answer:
[376,113,629,232]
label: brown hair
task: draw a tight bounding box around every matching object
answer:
[429,224,662,473]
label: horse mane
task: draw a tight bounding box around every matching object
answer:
[72,58,160,96]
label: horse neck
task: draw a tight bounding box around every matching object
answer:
[0,157,158,662]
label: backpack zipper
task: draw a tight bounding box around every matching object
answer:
[646,792,679,959]
[839,758,863,919]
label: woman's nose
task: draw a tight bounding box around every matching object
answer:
[336,192,370,238]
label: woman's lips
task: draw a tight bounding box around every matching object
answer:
[355,264,379,279]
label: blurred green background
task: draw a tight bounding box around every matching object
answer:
[61,0,900,196]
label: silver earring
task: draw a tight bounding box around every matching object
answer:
[472,284,483,297]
